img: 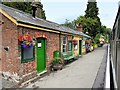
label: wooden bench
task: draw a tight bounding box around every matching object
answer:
[61,51,75,61]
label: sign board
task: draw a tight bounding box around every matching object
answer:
[38,43,41,48]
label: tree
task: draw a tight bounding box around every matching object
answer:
[85,0,99,18]
[2,1,46,20]
[3,2,32,14]
[74,16,98,35]
[85,0,102,37]
[61,19,76,29]
[62,16,99,36]
[101,25,111,35]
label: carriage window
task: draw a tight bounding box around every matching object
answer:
[118,31,120,39]
[117,19,120,39]
[113,29,115,40]
[118,22,120,39]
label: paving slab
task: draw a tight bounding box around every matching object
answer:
[26,45,107,88]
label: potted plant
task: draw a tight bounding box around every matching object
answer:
[51,57,64,71]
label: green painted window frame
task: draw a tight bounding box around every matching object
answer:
[68,40,72,51]
[21,46,35,63]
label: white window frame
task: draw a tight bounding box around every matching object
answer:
[62,36,67,52]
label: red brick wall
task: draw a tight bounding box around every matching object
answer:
[17,26,60,75]
[1,13,60,76]
[0,14,2,71]
[1,12,74,77]
[1,13,20,74]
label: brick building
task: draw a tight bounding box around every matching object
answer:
[0,19,3,72]
[0,4,90,83]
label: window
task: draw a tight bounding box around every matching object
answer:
[117,22,120,39]
[63,36,67,52]
[73,40,78,50]
[74,44,78,50]
[118,20,120,39]
[21,46,34,63]
[112,29,115,40]
[68,40,72,51]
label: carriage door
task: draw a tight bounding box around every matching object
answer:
[36,38,46,73]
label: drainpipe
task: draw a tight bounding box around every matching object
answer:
[59,32,62,58]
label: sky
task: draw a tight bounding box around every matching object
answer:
[41,0,119,29]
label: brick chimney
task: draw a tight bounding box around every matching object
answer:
[76,23,83,32]
[31,0,43,18]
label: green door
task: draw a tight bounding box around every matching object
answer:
[79,40,82,55]
[36,38,46,73]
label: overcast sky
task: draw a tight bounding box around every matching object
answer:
[41,0,119,29]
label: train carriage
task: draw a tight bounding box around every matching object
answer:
[110,4,120,89]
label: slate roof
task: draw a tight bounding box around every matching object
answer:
[0,4,90,38]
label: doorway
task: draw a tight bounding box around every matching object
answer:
[79,40,82,55]
[36,38,46,73]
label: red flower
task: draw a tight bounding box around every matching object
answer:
[85,40,89,43]
[18,36,22,41]
[27,35,32,41]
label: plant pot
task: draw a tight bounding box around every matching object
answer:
[52,64,63,71]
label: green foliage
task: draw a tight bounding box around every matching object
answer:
[2,1,46,20]
[85,1,99,18]
[74,16,98,34]
[3,2,32,14]
[85,0,102,37]
[52,57,64,65]
[94,33,101,44]
[61,19,76,29]
[100,25,111,43]
[101,25,111,34]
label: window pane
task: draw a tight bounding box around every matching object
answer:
[63,45,66,48]
[63,37,66,41]
[68,41,72,51]
[22,46,34,60]
[63,41,66,44]
[62,36,67,52]
[113,29,115,40]
[118,19,120,39]
[74,44,78,50]
[118,23,120,39]
[63,49,66,52]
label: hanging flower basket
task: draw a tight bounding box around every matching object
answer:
[85,40,89,43]
[72,40,78,45]
[18,35,33,48]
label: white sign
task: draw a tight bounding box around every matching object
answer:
[38,43,41,48]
